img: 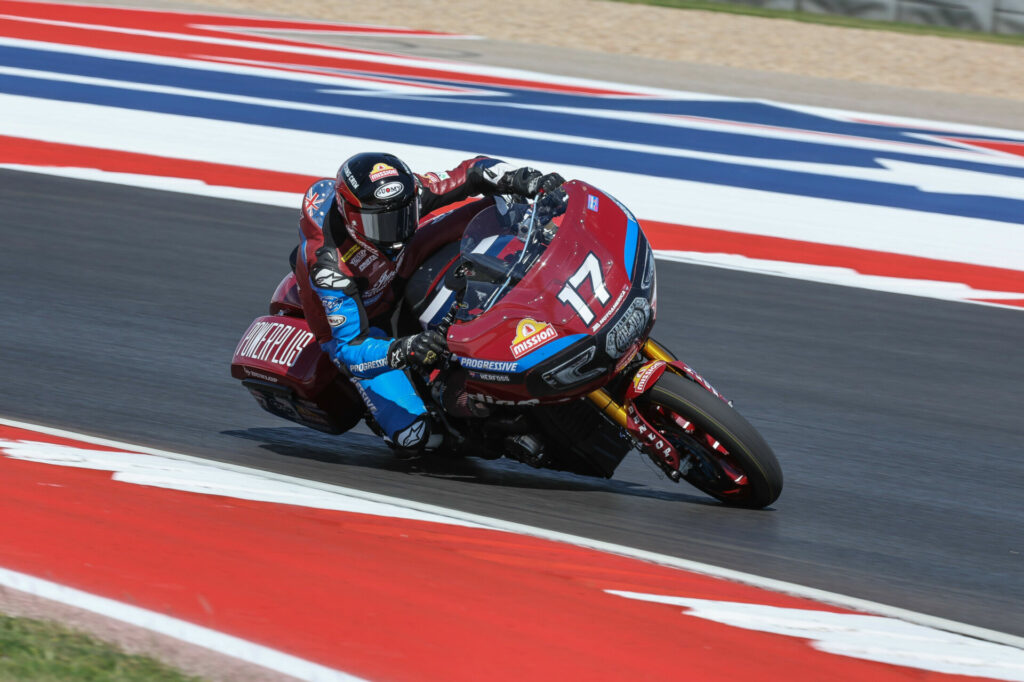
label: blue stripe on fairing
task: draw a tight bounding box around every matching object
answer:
[3,70,1024,225]
[453,334,588,373]
[622,217,639,279]
[515,334,589,370]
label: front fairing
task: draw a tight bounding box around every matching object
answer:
[448,181,656,403]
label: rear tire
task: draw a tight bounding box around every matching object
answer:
[637,373,782,508]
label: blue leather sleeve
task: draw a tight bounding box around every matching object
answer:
[313,285,393,379]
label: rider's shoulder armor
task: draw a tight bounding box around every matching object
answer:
[301,179,336,229]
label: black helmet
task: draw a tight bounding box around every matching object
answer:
[335,152,419,250]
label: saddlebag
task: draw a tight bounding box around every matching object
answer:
[230,315,362,434]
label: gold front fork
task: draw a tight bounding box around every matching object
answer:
[586,388,628,428]
[586,338,675,427]
[642,338,676,363]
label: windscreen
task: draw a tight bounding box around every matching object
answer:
[456,192,568,320]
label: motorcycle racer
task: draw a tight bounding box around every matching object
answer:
[295,152,564,456]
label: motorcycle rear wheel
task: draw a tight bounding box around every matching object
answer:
[637,373,782,508]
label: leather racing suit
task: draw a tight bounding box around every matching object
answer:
[295,156,520,447]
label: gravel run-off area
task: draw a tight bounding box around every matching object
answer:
[169,0,1023,101]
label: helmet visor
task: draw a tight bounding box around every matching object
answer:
[357,201,419,245]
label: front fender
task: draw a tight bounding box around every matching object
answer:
[625,359,730,406]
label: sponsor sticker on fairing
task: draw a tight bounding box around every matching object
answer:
[614,340,642,373]
[369,163,399,181]
[458,357,519,373]
[587,194,600,211]
[473,372,512,383]
[468,394,540,407]
[236,321,315,368]
[243,367,278,383]
[510,319,558,359]
[632,360,666,393]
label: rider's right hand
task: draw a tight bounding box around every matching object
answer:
[497,168,566,198]
[387,330,447,370]
[497,167,542,197]
[535,172,565,195]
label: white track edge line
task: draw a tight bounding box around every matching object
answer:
[0,566,364,681]
[2,415,1022,650]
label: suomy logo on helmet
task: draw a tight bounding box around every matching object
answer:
[374,181,404,200]
[369,163,399,182]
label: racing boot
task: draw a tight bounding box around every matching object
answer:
[390,414,443,459]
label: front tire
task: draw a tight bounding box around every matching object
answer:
[637,373,782,508]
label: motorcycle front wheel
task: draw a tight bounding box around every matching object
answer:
[636,372,782,508]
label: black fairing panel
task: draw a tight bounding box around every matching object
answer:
[530,400,633,478]
[396,241,461,336]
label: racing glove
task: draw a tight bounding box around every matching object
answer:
[387,330,447,370]
[536,172,566,196]
[498,168,566,198]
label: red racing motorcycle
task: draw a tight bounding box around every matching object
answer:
[231,180,782,508]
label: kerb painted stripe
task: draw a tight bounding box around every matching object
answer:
[0,567,365,681]
[1,415,1021,653]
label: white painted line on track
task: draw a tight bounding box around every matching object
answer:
[4,161,1021,309]
[654,251,1024,310]
[0,566,366,682]
[5,69,1023,206]
[4,94,1022,271]
[2,415,1022,652]
[609,591,1024,681]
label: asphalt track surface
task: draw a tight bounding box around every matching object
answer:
[2,169,1023,637]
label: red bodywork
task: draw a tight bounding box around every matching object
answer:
[268,273,303,317]
[449,181,651,403]
[232,278,364,433]
[231,180,660,434]
[232,314,327,398]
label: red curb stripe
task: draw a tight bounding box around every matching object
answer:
[0,135,317,193]
[3,135,1022,306]
[0,424,996,681]
[642,219,1024,298]
[0,2,641,96]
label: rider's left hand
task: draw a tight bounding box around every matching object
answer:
[387,330,447,370]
